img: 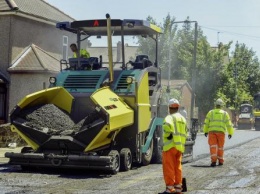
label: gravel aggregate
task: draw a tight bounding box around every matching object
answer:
[19,104,80,135]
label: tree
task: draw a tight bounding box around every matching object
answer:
[136,15,231,118]
[135,14,260,120]
[217,42,260,108]
[136,14,178,80]
[135,16,159,63]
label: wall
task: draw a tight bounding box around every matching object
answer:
[8,72,57,114]
[10,15,76,64]
[0,15,11,78]
[180,84,192,127]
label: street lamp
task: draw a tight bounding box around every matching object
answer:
[234,62,238,109]
[190,21,198,126]
[166,20,198,129]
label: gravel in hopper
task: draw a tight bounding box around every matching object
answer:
[18,104,84,135]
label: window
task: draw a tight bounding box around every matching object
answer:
[62,36,68,60]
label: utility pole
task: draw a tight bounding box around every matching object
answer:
[166,31,172,96]
[217,32,220,45]
[190,22,198,128]
[235,62,238,110]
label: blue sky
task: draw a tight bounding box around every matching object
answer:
[46,0,260,58]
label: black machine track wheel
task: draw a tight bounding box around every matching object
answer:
[142,138,154,166]
[120,148,132,171]
[151,126,163,164]
[21,146,34,153]
[108,150,120,174]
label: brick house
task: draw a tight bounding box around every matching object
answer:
[0,0,76,123]
[161,79,195,125]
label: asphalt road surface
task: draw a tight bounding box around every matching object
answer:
[193,128,260,160]
[0,129,259,194]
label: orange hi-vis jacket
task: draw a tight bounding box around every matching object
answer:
[203,108,234,135]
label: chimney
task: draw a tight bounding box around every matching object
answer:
[6,0,19,10]
[116,41,122,62]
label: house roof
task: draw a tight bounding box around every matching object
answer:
[87,47,118,63]
[0,0,12,11]
[161,79,192,91]
[125,45,139,61]
[87,44,138,63]
[0,0,74,23]
[8,44,60,73]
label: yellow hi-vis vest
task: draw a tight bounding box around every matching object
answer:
[203,108,234,135]
[73,49,90,58]
[162,113,187,153]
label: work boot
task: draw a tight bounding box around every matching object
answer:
[158,187,176,194]
[158,191,176,194]
[174,184,183,193]
[210,162,216,167]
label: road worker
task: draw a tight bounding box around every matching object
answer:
[70,43,90,58]
[160,98,187,194]
[203,98,234,167]
[179,106,188,120]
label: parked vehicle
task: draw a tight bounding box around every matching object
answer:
[237,102,254,130]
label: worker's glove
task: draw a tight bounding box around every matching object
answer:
[228,135,232,139]
[204,133,208,137]
[167,133,173,140]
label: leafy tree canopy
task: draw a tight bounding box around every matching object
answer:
[135,14,260,119]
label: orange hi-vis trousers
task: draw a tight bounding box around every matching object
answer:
[162,147,182,187]
[208,132,225,163]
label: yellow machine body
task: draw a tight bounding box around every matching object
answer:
[16,87,74,113]
[136,72,151,133]
[85,87,134,151]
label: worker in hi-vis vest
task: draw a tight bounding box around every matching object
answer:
[203,98,234,167]
[160,98,187,194]
[70,43,90,58]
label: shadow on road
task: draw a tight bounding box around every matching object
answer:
[0,163,143,179]
[190,164,214,168]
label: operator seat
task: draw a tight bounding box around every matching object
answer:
[88,57,100,70]
[68,57,100,70]
[136,55,148,62]
[68,58,90,70]
[132,55,153,69]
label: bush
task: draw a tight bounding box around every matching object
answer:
[0,123,26,147]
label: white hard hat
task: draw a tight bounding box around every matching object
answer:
[169,98,180,108]
[215,98,224,106]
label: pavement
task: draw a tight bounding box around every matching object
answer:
[0,147,22,165]
[0,138,259,193]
